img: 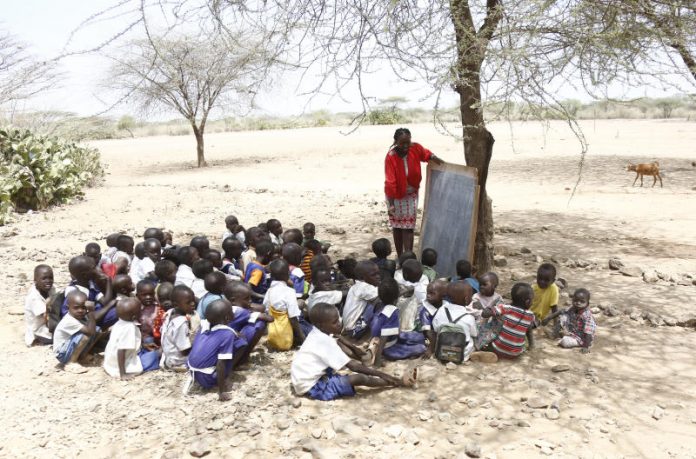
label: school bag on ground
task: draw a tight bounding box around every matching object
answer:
[435,308,469,364]
[47,290,66,333]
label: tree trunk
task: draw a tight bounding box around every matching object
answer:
[192,124,207,167]
[457,71,494,273]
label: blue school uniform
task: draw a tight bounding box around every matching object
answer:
[372,304,426,360]
[61,281,118,328]
[187,325,238,389]
[289,266,306,298]
[244,261,270,297]
[197,292,225,319]
[230,306,267,345]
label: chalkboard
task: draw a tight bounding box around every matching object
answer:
[418,162,479,279]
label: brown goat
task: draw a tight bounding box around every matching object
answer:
[627,161,662,188]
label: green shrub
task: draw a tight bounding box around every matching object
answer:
[0,127,104,225]
[368,108,406,125]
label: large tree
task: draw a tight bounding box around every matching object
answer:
[0,31,55,109]
[108,32,268,167]
[78,0,695,269]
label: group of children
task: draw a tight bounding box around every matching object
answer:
[23,217,596,401]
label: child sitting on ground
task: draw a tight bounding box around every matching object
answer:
[282,242,307,299]
[113,274,135,299]
[175,246,200,289]
[531,263,559,321]
[111,235,134,275]
[453,259,479,293]
[83,243,102,270]
[244,240,274,303]
[190,236,210,259]
[299,239,323,284]
[421,279,450,358]
[160,285,199,371]
[223,281,274,363]
[221,237,244,279]
[542,288,596,353]
[152,282,173,345]
[191,259,213,299]
[241,227,263,272]
[186,299,245,401]
[370,238,397,281]
[471,272,503,313]
[197,271,226,319]
[291,302,412,401]
[432,282,478,362]
[131,238,161,284]
[267,218,284,246]
[64,256,116,329]
[477,283,537,360]
[396,259,428,306]
[342,260,381,340]
[370,277,426,366]
[24,264,54,346]
[136,280,159,346]
[221,214,245,247]
[263,259,306,350]
[154,260,177,284]
[307,268,345,312]
[103,297,160,379]
[421,248,439,282]
[53,291,99,371]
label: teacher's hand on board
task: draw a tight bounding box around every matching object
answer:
[430,154,444,165]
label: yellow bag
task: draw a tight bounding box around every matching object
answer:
[267,306,293,351]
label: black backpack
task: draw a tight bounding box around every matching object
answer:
[435,308,470,364]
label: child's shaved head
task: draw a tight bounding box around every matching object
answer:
[84,242,101,266]
[398,251,417,267]
[402,259,423,283]
[255,240,274,259]
[68,256,95,284]
[192,259,214,280]
[205,299,233,325]
[143,238,162,261]
[155,259,177,283]
[223,280,251,307]
[282,242,303,266]
[448,281,473,306]
[204,271,227,294]
[117,235,134,254]
[143,227,165,244]
[156,282,174,310]
[426,279,448,307]
[222,237,243,260]
[511,282,534,309]
[190,236,210,257]
[309,302,342,336]
[282,228,303,245]
[106,232,121,248]
[269,258,289,282]
[134,241,146,259]
[113,274,134,295]
[177,246,199,267]
[117,297,142,322]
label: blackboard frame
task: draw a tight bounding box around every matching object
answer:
[418,162,479,278]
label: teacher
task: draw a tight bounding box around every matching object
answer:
[384,128,444,257]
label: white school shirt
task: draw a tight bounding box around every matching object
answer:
[65,282,104,303]
[160,310,192,368]
[130,256,155,285]
[291,327,351,394]
[263,281,301,318]
[111,250,132,268]
[394,270,429,287]
[221,230,246,248]
[24,285,53,346]
[191,278,208,300]
[175,264,196,288]
[342,281,378,331]
[101,247,117,266]
[241,248,256,273]
[103,319,143,378]
[396,278,427,307]
[53,314,85,356]
[307,290,343,311]
[432,303,478,361]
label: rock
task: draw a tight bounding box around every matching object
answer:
[488,420,500,427]
[326,226,346,235]
[311,428,323,439]
[546,408,561,420]
[517,420,531,427]
[629,311,641,321]
[551,364,571,373]
[520,247,532,254]
[652,407,664,420]
[643,312,664,327]
[608,258,624,270]
[276,419,291,430]
[189,439,210,458]
[620,266,643,277]
[511,271,527,281]
[605,305,621,317]
[493,255,507,267]
[404,430,420,445]
[384,424,403,439]
[527,397,549,409]
[418,411,432,421]
[438,412,451,422]
[206,420,223,431]
[445,362,457,371]
[331,418,361,436]
[292,399,302,408]
[428,391,438,402]
[663,317,677,326]
[464,442,482,458]
[555,277,568,290]
[642,270,659,283]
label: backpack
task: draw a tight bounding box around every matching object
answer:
[47,290,66,333]
[435,308,469,364]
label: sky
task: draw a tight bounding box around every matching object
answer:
[1,0,692,120]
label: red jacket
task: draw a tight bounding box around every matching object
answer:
[384,142,433,199]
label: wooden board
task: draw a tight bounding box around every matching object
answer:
[418,162,479,279]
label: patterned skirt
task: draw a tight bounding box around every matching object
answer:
[388,191,419,229]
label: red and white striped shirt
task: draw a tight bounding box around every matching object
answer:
[490,304,535,357]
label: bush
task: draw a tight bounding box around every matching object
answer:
[368,108,406,125]
[0,128,104,225]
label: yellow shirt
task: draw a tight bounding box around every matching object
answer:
[531,283,559,320]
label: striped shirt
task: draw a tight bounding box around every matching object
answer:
[490,304,535,357]
[299,250,315,285]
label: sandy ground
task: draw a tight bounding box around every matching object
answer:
[1,119,696,458]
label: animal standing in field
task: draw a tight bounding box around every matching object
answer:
[627,161,662,188]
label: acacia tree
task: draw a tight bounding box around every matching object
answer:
[79,0,696,269]
[0,31,55,109]
[108,33,266,166]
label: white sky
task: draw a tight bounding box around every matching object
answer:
[1,0,691,120]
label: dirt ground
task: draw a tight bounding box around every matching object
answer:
[1,119,696,458]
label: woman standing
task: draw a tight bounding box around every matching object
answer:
[384,128,444,257]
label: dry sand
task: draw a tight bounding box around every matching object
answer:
[1,119,696,458]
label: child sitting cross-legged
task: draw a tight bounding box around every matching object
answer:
[454,259,479,293]
[291,303,413,401]
[420,279,450,358]
[432,281,478,362]
[197,271,226,320]
[471,272,503,314]
[244,239,274,304]
[191,259,213,300]
[186,299,247,401]
[223,281,273,362]
[282,243,307,299]
[542,288,596,353]
[307,268,345,312]
[103,297,160,379]
[160,285,200,371]
[136,280,159,346]
[154,260,177,284]
[221,237,244,279]
[530,263,559,321]
[263,259,307,350]
[370,238,396,281]
[420,248,439,282]
[24,264,54,347]
[369,277,427,366]
[341,260,381,340]
[53,291,100,372]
